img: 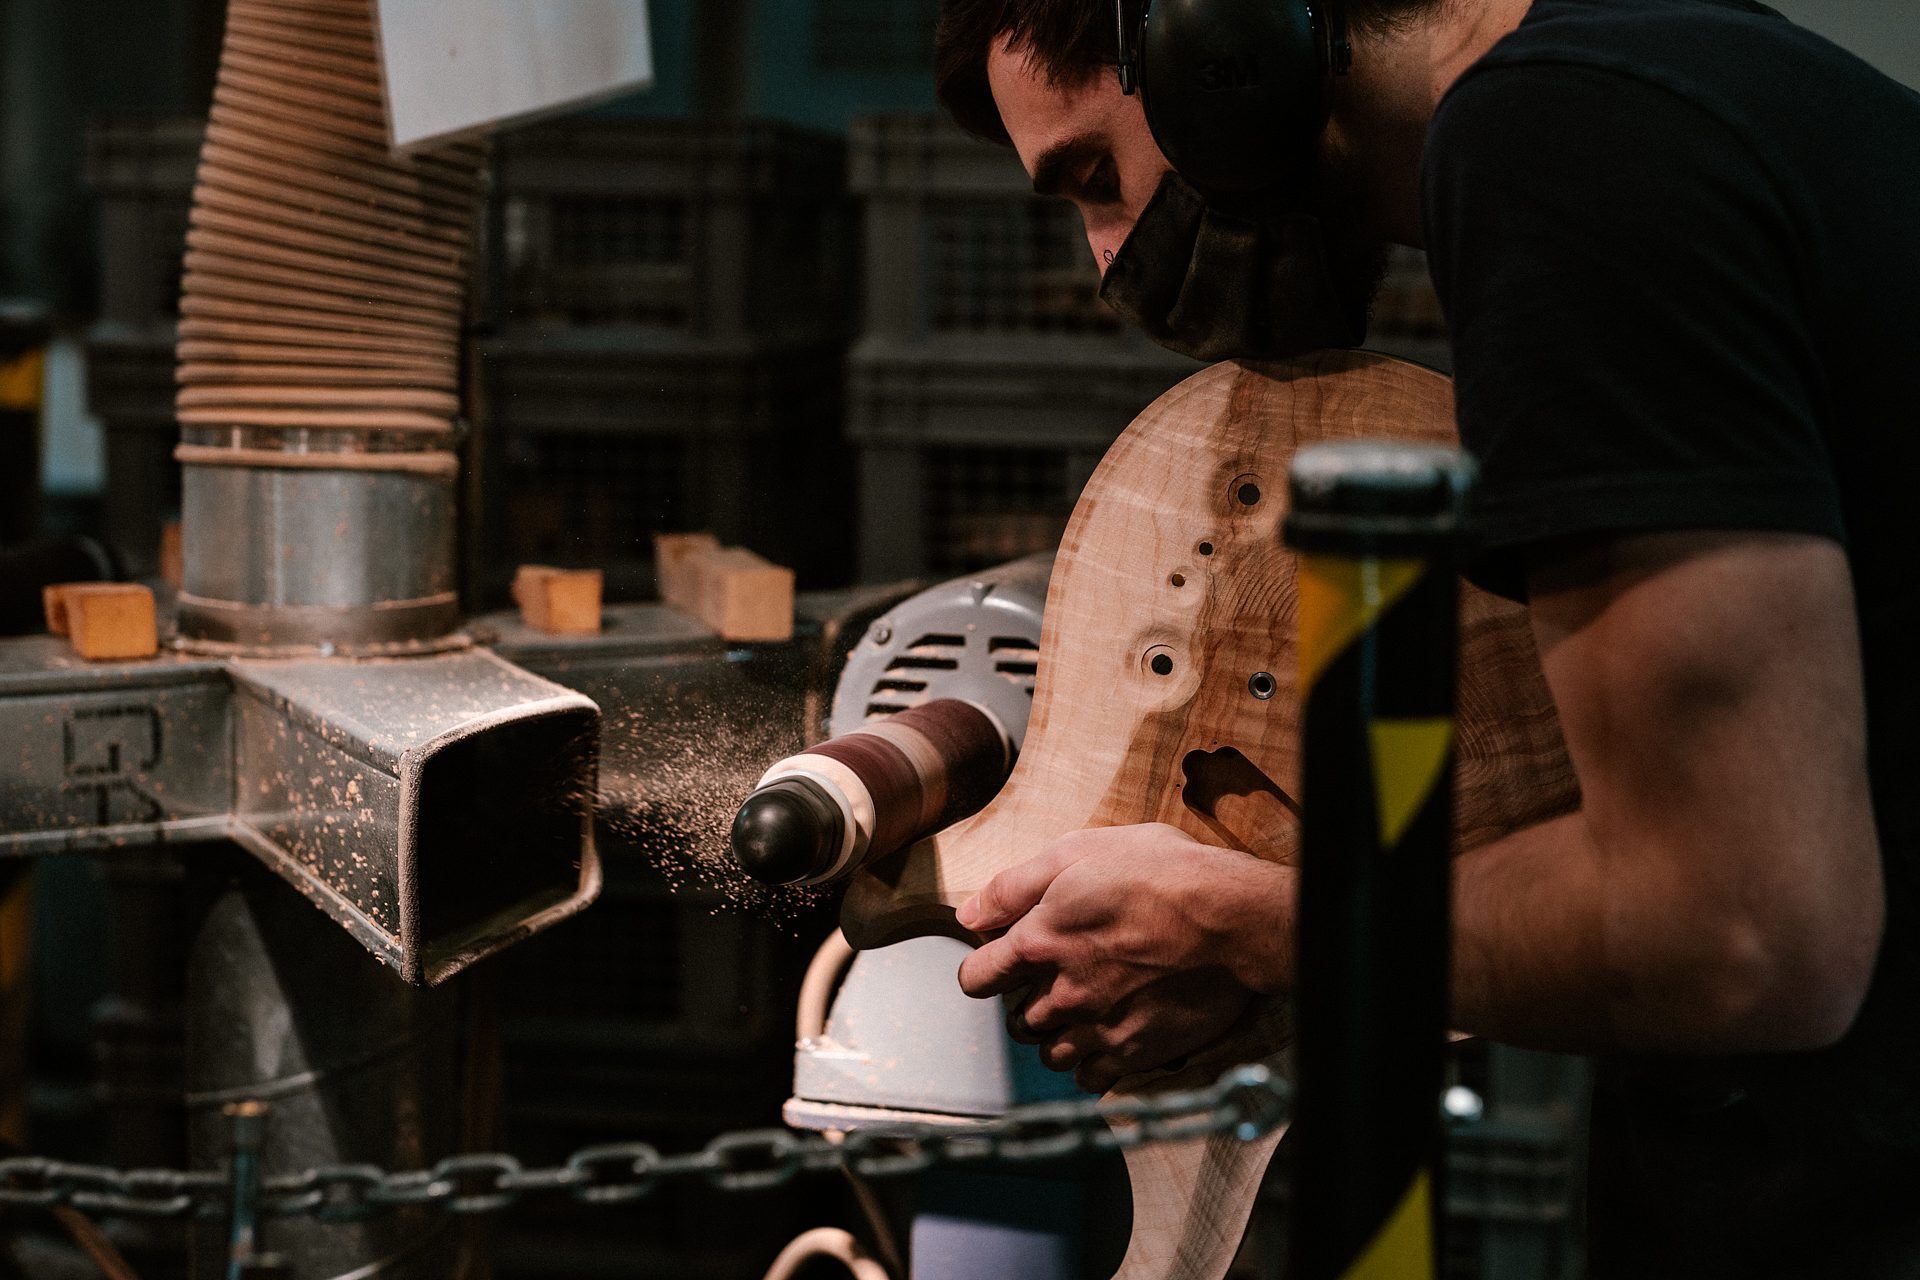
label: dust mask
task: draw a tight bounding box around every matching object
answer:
[1098,171,1371,362]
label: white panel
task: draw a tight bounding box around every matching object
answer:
[375,0,655,149]
[42,337,104,497]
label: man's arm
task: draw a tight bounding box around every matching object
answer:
[956,528,1881,1080]
[1450,529,1881,1052]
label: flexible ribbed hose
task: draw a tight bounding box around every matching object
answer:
[174,0,485,477]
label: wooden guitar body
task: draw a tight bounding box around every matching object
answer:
[841,352,1577,1279]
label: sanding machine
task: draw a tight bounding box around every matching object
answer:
[731,555,1117,1280]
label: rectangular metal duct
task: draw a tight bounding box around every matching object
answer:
[0,640,600,984]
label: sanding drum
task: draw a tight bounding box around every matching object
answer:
[173,0,486,652]
[730,699,1014,886]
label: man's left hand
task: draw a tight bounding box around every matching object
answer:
[953,824,1292,1093]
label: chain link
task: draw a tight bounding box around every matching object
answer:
[0,1062,1289,1224]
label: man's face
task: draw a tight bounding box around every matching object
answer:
[986,35,1171,275]
[985,33,1391,347]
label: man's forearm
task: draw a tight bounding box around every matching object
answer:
[1449,811,1623,1051]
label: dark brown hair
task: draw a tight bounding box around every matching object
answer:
[936,0,1441,144]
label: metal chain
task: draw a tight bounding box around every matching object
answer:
[0,1063,1288,1224]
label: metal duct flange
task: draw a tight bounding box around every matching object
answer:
[176,447,460,655]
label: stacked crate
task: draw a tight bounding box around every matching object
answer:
[1234,1043,1588,1280]
[473,119,856,603]
[1370,243,1454,372]
[83,118,202,576]
[1446,1044,1589,1279]
[848,114,1201,580]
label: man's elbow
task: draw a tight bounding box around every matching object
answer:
[1699,889,1882,1052]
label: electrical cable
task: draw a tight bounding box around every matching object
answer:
[760,1227,890,1280]
[794,931,907,1278]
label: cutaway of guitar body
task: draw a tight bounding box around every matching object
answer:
[841,352,1578,1280]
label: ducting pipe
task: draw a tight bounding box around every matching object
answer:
[173,0,484,654]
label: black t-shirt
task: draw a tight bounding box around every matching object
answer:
[1423,1,1920,1275]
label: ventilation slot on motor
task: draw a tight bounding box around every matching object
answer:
[990,636,1040,696]
[865,633,970,718]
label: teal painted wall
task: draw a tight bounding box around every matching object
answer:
[589,0,701,118]
[746,0,937,131]
[585,0,939,131]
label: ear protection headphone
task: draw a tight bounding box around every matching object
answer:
[1115,0,1353,194]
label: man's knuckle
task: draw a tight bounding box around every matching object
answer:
[1052,988,1097,1019]
[1041,1040,1081,1071]
[958,952,1001,996]
[1006,929,1050,968]
[1016,1000,1055,1033]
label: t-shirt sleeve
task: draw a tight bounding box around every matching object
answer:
[1422,61,1843,600]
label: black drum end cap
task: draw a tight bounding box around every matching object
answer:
[729,777,843,885]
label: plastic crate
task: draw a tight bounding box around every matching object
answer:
[1236,1115,1580,1280]
[854,438,1089,580]
[1369,245,1455,372]
[83,118,199,575]
[853,113,1182,347]
[848,338,1196,579]
[1374,245,1448,339]
[1447,1117,1582,1280]
[492,118,855,340]
[852,115,1455,359]
[1233,1042,1587,1279]
[471,330,850,601]
[81,330,180,577]
[85,118,202,331]
[846,114,1201,580]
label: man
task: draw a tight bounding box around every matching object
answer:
[931,0,1920,1273]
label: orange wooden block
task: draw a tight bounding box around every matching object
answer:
[652,532,719,608]
[653,533,794,640]
[159,520,185,590]
[692,547,794,642]
[61,584,158,661]
[42,584,72,636]
[512,564,602,635]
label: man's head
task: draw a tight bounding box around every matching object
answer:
[937,0,1447,147]
[936,0,1443,274]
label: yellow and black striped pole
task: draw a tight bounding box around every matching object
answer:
[1282,442,1475,1280]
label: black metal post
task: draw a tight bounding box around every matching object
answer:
[1282,442,1475,1280]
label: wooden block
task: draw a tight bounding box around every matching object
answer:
[695,551,795,640]
[159,520,185,590]
[512,564,602,634]
[62,585,158,661]
[42,584,72,636]
[652,532,719,609]
[653,534,793,640]
[696,548,794,642]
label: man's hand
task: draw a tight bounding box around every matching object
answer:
[954,824,1291,1093]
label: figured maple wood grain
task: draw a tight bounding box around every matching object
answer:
[842,352,1579,1280]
